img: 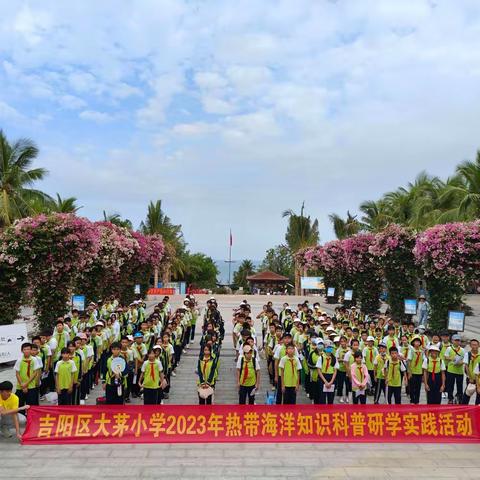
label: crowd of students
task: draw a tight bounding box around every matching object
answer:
[2,295,480,439]
[252,301,480,405]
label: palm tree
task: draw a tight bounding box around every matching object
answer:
[50,193,81,213]
[233,259,256,290]
[0,130,52,227]
[328,211,362,239]
[140,200,185,285]
[439,150,480,219]
[282,202,319,294]
[359,199,392,231]
[102,211,133,230]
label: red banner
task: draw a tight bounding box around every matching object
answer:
[22,405,480,444]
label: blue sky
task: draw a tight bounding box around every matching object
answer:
[1,1,480,261]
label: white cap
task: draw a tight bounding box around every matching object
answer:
[333,336,341,343]
[428,344,440,352]
[367,336,375,342]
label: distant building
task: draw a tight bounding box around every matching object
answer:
[246,270,289,294]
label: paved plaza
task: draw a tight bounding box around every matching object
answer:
[1,295,480,479]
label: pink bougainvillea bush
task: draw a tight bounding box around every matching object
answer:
[9,214,101,329]
[77,221,138,303]
[116,231,164,302]
[414,221,480,329]
[0,233,28,325]
[320,240,349,300]
[343,233,382,313]
[370,224,417,320]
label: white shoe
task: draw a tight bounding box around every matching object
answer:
[39,395,46,401]
[80,400,85,405]
[171,372,176,377]
[344,397,349,404]
[190,340,195,344]
[85,395,89,400]
[1,425,13,438]
[183,349,187,354]
[339,397,344,404]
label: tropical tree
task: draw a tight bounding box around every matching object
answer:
[328,211,362,239]
[260,245,294,282]
[282,202,320,294]
[49,193,81,213]
[140,200,185,285]
[359,199,392,231]
[0,130,52,227]
[439,150,480,220]
[102,211,133,230]
[182,252,219,289]
[233,259,256,291]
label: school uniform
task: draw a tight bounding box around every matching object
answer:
[14,356,41,409]
[279,355,302,404]
[236,356,261,404]
[462,351,480,405]
[444,346,465,403]
[350,363,369,404]
[197,357,217,405]
[316,353,337,404]
[335,346,350,398]
[385,360,406,404]
[422,357,445,404]
[408,348,425,404]
[103,356,127,405]
[141,359,163,404]
[54,360,77,405]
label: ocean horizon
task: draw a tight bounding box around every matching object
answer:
[215,259,262,285]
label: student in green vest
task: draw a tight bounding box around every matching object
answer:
[362,336,378,396]
[279,344,302,405]
[102,342,127,405]
[236,345,261,404]
[462,339,480,405]
[422,344,445,404]
[139,349,164,405]
[197,345,217,405]
[408,336,424,404]
[274,333,295,405]
[444,334,465,404]
[384,347,405,404]
[54,348,77,405]
[373,342,387,404]
[14,343,41,410]
[335,336,350,403]
[316,340,337,404]
[308,339,322,404]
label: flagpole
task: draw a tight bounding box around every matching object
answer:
[224,229,235,287]
[228,229,232,286]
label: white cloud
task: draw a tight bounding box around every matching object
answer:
[2,0,480,257]
[201,96,237,115]
[58,94,86,110]
[0,100,23,121]
[79,110,114,123]
[171,122,218,136]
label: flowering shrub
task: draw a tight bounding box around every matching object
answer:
[10,214,101,329]
[343,233,382,313]
[116,232,164,302]
[300,246,323,271]
[320,240,349,301]
[77,222,138,302]
[0,234,28,325]
[370,224,417,320]
[413,222,480,279]
[414,222,480,329]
